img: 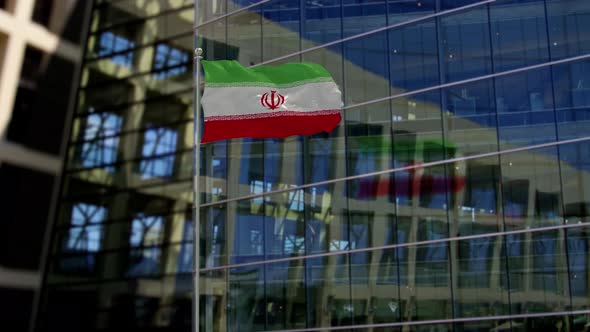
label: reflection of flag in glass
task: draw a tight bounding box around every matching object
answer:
[200,61,342,143]
[354,137,465,199]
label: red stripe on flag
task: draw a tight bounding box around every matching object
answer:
[201,111,342,143]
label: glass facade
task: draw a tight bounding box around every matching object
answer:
[38,0,590,331]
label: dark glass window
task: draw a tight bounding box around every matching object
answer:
[8,46,74,154]
[32,0,54,27]
[0,288,34,331]
[0,164,54,270]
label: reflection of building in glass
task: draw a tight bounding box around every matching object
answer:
[37,0,590,332]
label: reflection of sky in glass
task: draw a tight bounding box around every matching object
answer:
[153,44,189,79]
[283,234,304,254]
[130,214,163,247]
[67,203,107,252]
[80,112,122,171]
[287,186,304,211]
[98,31,135,66]
[139,126,178,179]
[127,214,164,276]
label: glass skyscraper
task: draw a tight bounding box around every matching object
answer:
[37,0,590,331]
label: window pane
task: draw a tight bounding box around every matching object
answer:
[440,6,492,82]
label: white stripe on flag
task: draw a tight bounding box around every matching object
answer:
[201,81,342,118]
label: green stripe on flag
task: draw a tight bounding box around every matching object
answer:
[205,77,334,88]
[202,60,333,86]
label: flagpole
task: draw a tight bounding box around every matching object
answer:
[193,47,203,332]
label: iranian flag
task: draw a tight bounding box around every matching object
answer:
[200,60,342,143]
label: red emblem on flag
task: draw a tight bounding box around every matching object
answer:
[261,90,285,110]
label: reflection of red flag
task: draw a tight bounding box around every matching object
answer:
[356,168,465,199]
[354,137,465,199]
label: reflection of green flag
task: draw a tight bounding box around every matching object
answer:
[357,136,457,161]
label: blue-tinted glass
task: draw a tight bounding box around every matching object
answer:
[388,0,435,25]
[60,203,107,273]
[441,0,493,10]
[547,0,590,60]
[495,68,556,148]
[567,228,590,309]
[262,0,300,61]
[97,31,135,66]
[443,79,498,156]
[303,0,342,44]
[263,138,305,257]
[204,140,228,204]
[490,0,549,72]
[440,6,492,82]
[127,214,163,277]
[152,44,189,79]
[66,203,106,252]
[528,232,569,309]
[343,0,387,37]
[203,205,227,269]
[344,31,389,104]
[553,59,590,140]
[139,126,178,178]
[80,112,122,171]
[390,20,439,92]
